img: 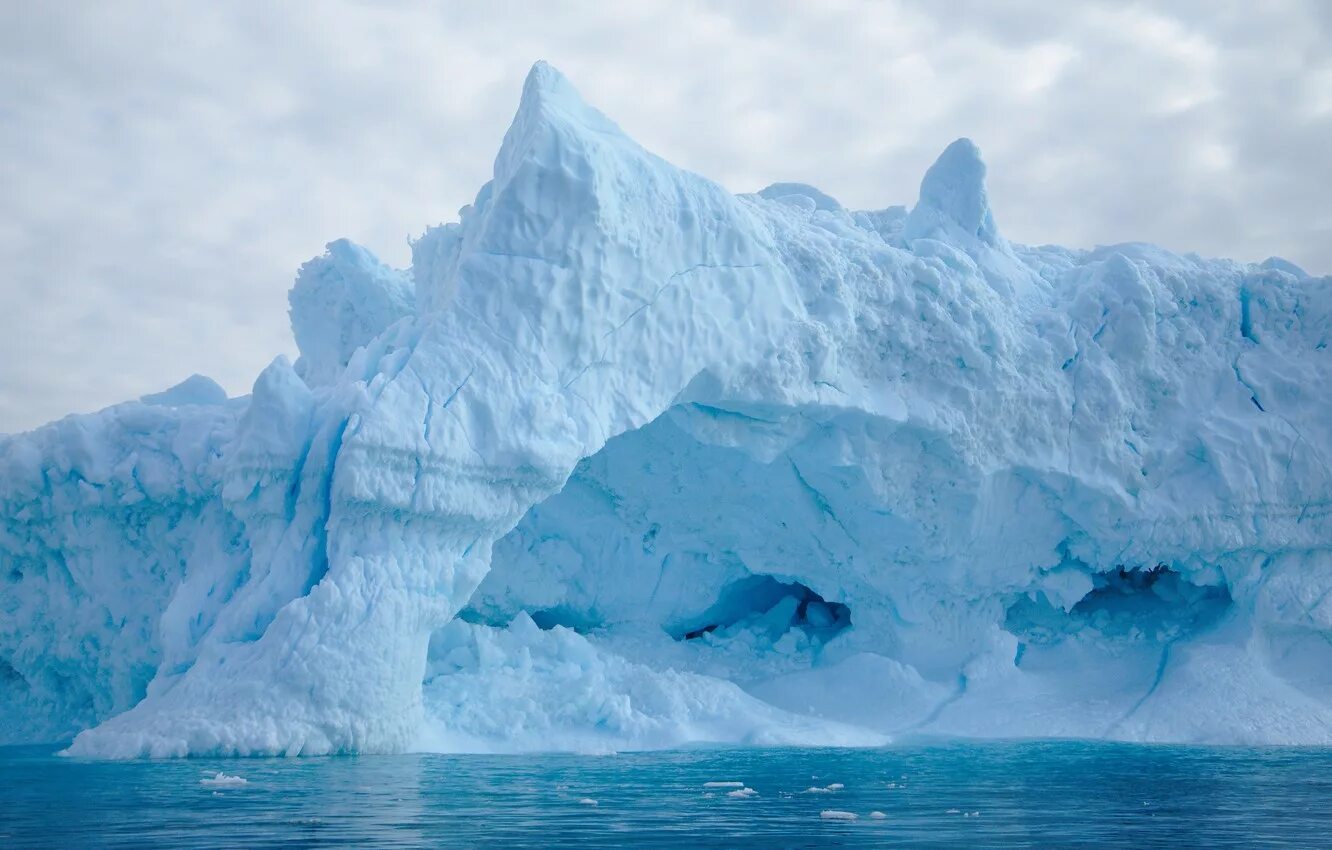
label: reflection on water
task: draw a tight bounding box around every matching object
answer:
[2,740,1329,848]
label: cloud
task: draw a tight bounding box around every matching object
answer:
[1,0,1327,431]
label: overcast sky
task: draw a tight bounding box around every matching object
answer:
[2,1,1328,432]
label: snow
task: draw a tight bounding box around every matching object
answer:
[2,61,1331,757]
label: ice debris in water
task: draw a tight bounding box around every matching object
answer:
[821,810,858,821]
[578,798,598,806]
[703,781,746,788]
[200,772,247,788]
[4,59,1332,760]
[870,811,888,819]
[727,787,759,798]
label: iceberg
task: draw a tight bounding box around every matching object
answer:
[2,62,1331,757]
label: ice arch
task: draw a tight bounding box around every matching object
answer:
[0,61,1327,756]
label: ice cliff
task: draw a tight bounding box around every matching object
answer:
[3,63,1332,757]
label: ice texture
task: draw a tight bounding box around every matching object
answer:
[2,62,1332,757]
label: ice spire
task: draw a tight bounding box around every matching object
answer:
[904,138,1000,246]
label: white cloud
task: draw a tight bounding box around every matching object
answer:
[1,0,1327,431]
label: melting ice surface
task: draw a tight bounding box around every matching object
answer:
[2,61,1332,758]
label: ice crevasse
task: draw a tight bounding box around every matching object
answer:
[3,62,1332,757]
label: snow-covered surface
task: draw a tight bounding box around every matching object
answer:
[2,62,1331,757]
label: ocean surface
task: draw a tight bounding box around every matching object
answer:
[2,740,1329,848]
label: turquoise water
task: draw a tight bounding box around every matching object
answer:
[2,741,1329,848]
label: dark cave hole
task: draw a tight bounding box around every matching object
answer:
[670,574,851,644]
[1005,563,1233,645]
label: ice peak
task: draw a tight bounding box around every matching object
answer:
[139,374,227,408]
[494,61,628,186]
[515,60,576,118]
[905,137,999,246]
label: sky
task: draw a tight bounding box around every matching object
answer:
[1,0,1329,433]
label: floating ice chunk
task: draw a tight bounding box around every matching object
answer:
[727,787,758,798]
[964,811,981,817]
[578,798,598,806]
[802,786,834,794]
[820,810,857,821]
[200,772,247,788]
[870,811,887,819]
[945,808,961,814]
[703,781,746,788]
[826,783,844,791]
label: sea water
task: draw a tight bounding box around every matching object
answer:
[2,741,1329,848]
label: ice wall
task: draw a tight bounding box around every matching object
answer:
[2,62,1331,755]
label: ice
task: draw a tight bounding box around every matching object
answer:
[703,782,746,788]
[200,772,247,787]
[415,615,880,753]
[2,61,1331,757]
[821,810,857,821]
[870,811,887,819]
[577,798,598,806]
[140,374,228,408]
[727,787,758,798]
[288,239,414,387]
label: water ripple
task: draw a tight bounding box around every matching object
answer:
[2,740,1329,848]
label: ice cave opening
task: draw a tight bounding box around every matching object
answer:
[670,575,852,643]
[1004,564,1234,647]
[447,398,874,680]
